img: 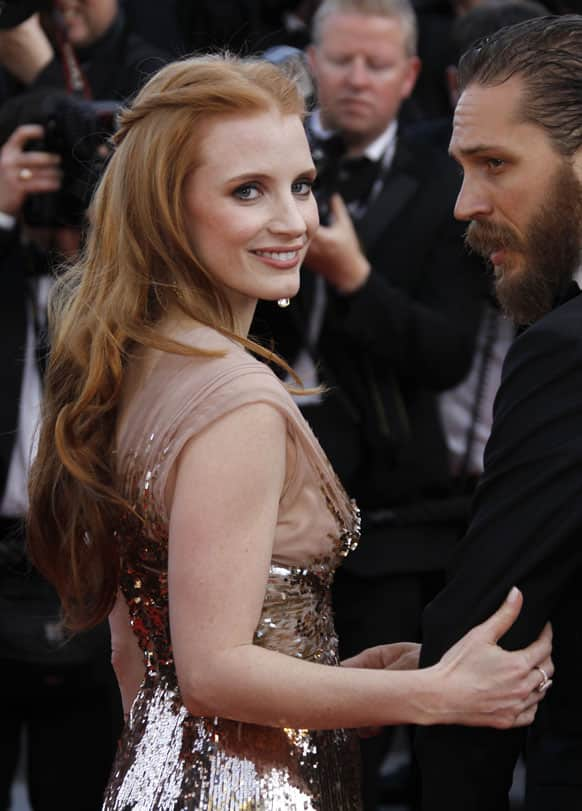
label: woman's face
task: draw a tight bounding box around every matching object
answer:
[183,109,319,330]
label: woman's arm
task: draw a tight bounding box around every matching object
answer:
[168,402,551,731]
[109,591,145,718]
[342,642,421,672]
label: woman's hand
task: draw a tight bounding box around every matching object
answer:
[342,642,420,672]
[429,587,553,729]
[342,642,420,737]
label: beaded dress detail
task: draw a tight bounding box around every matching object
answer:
[103,327,362,811]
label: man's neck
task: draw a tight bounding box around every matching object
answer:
[312,112,398,161]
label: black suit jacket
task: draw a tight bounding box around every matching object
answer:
[0,226,27,497]
[253,130,488,574]
[32,10,168,102]
[416,285,582,810]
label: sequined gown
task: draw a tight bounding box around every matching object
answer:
[102,326,362,811]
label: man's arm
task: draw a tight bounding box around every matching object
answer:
[328,224,486,390]
[0,14,54,86]
[416,307,582,809]
[307,172,487,390]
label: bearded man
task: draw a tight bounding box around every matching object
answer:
[416,15,582,811]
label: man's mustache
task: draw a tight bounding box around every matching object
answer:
[465,221,523,258]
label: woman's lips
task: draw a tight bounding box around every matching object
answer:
[252,248,302,269]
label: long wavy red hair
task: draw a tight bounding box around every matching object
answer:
[27,55,306,631]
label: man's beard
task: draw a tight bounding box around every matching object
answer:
[466,162,582,325]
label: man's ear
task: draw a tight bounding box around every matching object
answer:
[306,44,318,78]
[401,56,422,100]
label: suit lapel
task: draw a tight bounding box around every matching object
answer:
[356,140,420,253]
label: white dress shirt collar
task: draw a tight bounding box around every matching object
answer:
[309,111,398,165]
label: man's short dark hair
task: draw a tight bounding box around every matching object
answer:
[458,14,582,156]
[451,0,548,62]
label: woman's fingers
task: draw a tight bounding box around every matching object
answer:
[539,654,554,680]
[523,623,553,670]
[512,704,539,728]
[472,586,523,644]
[342,642,421,670]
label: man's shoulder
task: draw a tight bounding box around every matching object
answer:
[501,287,582,394]
[515,287,582,352]
[395,130,457,182]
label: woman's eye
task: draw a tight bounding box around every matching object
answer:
[292,180,313,196]
[234,184,260,200]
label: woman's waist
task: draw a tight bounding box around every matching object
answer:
[254,562,339,664]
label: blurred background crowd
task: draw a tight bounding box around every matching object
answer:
[0,1,579,810]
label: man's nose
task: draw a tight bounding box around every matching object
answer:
[454,177,493,222]
[345,56,370,87]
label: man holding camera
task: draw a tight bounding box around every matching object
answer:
[0,0,167,102]
[253,0,487,805]
[0,121,124,811]
[0,5,166,808]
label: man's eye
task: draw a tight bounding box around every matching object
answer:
[292,180,313,196]
[328,55,350,67]
[233,184,260,200]
[486,158,505,170]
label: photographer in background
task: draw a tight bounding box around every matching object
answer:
[0,5,167,809]
[0,12,54,89]
[252,0,487,806]
[0,121,123,811]
[0,0,168,103]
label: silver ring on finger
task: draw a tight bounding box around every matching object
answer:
[535,665,551,692]
[19,167,33,181]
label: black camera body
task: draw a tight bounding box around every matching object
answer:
[307,131,346,226]
[0,90,119,227]
[0,0,52,30]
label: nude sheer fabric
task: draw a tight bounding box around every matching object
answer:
[103,326,362,810]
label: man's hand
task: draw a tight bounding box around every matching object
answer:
[306,193,371,293]
[0,13,54,85]
[0,125,62,217]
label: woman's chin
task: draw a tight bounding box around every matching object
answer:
[266,285,300,304]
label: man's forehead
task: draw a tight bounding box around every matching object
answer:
[319,12,407,50]
[450,77,524,154]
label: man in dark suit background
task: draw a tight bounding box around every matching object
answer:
[0,122,123,811]
[416,15,582,811]
[252,0,487,805]
[0,6,165,804]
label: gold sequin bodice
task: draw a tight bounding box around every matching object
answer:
[107,518,362,811]
[103,330,363,810]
